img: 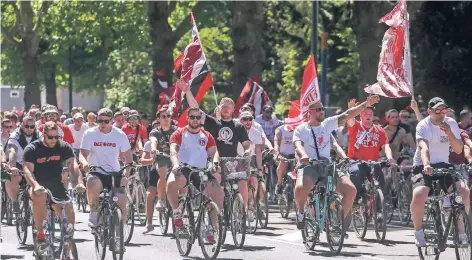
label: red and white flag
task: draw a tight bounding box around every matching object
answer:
[170,13,214,126]
[365,0,413,98]
[234,78,272,117]
[284,55,320,131]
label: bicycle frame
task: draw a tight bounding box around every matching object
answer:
[308,161,335,233]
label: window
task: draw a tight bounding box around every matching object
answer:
[10,90,20,98]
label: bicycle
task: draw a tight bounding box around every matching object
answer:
[174,163,223,260]
[154,152,174,236]
[219,156,250,248]
[277,156,296,219]
[384,163,413,226]
[1,170,14,225]
[247,162,268,234]
[126,164,147,227]
[351,159,389,242]
[90,163,132,260]
[418,167,472,260]
[32,188,78,260]
[76,174,88,213]
[301,159,345,254]
[12,171,32,245]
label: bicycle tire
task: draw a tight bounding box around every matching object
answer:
[385,183,395,224]
[418,205,441,260]
[231,193,246,248]
[175,197,194,256]
[326,195,345,254]
[16,192,29,244]
[220,195,229,244]
[6,198,13,225]
[453,208,472,260]
[373,189,387,242]
[301,201,319,250]
[124,201,134,244]
[62,239,79,260]
[111,208,124,260]
[94,208,107,260]
[246,187,257,234]
[279,183,290,218]
[198,200,223,260]
[135,184,147,226]
[158,199,170,235]
[257,181,269,229]
[398,183,412,226]
[352,199,368,239]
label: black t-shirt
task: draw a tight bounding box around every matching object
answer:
[23,140,74,184]
[203,115,249,157]
[398,122,411,134]
[149,125,178,155]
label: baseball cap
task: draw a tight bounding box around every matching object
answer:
[120,107,131,114]
[97,108,113,117]
[428,97,447,109]
[73,113,84,119]
[42,104,58,114]
[240,111,253,119]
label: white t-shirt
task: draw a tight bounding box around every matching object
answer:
[278,125,295,155]
[252,121,267,138]
[293,116,339,160]
[237,127,263,156]
[69,124,88,149]
[8,135,33,165]
[335,127,349,149]
[413,116,461,166]
[143,140,151,153]
[81,126,131,174]
[169,127,216,169]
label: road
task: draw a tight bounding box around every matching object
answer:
[0,204,454,260]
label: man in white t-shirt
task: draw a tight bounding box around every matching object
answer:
[410,97,469,246]
[274,124,296,195]
[68,113,87,155]
[255,105,281,144]
[292,95,379,229]
[240,103,275,152]
[79,108,133,253]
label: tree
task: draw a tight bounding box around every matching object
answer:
[2,1,51,108]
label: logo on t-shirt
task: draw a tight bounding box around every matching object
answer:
[440,136,449,143]
[199,138,207,146]
[94,142,117,147]
[217,127,233,144]
[37,155,61,163]
[355,131,380,147]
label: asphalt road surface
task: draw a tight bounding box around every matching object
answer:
[0,204,456,260]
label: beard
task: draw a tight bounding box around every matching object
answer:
[188,123,200,130]
[221,113,232,121]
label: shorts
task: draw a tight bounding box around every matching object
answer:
[31,180,69,204]
[149,168,159,188]
[88,172,122,191]
[296,161,332,185]
[156,157,172,169]
[349,162,385,197]
[279,154,296,170]
[177,167,216,191]
[411,163,457,195]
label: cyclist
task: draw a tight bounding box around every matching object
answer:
[167,107,223,244]
[22,121,85,250]
[240,103,275,152]
[68,113,87,157]
[63,107,79,125]
[79,108,133,252]
[113,111,125,128]
[1,118,13,150]
[122,110,148,160]
[6,116,40,213]
[145,105,178,233]
[383,109,415,164]
[255,105,281,144]
[37,105,74,145]
[274,123,296,195]
[86,112,98,128]
[293,95,380,229]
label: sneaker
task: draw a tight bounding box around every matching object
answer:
[205,226,216,244]
[296,212,305,230]
[459,233,469,245]
[114,237,126,253]
[12,201,20,214]
[156,200,166,211]
[276,184,284,195]
[143,224,154,234]
[35,232,49,252]
[415,229,427,247]
[64,224,74,238]
[173,211,184,229]
[88,212,98,228]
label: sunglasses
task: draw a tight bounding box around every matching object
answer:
[241,117,253,122]
[97,119,111,124]
[45,134,60,140]
[160,115,170,119]
[123,112,130,115]
[433,108,448,114]
[44,113,58,118]
[127,116,139,121]
[310,107,325,112]
[23,125,35,129]
[2,125,12,129]
[189,115,202,120]
[400,115,410,119]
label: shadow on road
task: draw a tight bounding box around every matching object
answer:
[17,244,34,252]
[362,238,414,246]
[254,231,280,237]
[1,255,25,260]
[126,242,153,247]
[308,250,361,258]
[73,238,93,243]
[183,257,242,260]
[317,242,371,249]
[221,244,275,252]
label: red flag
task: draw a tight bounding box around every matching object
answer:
[170,13,214,126]
[364,1,412,98]
[234,78,272,117]
[284,55,320,130]
[174,53,184,74]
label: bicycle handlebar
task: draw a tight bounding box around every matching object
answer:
[40,188,73,205]
[89,163,133,177]
[154,152,170,159]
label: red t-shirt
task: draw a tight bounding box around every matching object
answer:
[38,122,75,144]
[449,129,470,165]
[347,120,388,161]
[121,123,149,150]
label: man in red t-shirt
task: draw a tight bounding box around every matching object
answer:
[37,105,74,145]
[121,110,148,158]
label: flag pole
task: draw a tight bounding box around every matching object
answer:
[191,12,219,107]
[403,0,414,97]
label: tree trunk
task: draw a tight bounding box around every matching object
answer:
[352,2,393,114]
[147,2,175,117]
[44,63,57,106]
[22,55,42,108]
[230,2,264,99]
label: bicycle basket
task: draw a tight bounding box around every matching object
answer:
[219,157,250,181]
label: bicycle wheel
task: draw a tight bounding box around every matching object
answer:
[352,200,368,239]
[246,187,257,234]
[111,208,124,260]
[175,198,194,256]
[326,195,345,254]
[398,182,412,226]
[16,192,29,244]
[79,193,88,213]
[257,182,269,229]
[62,239,79,260]
[373,189,387,242]
[279,184,290,219]
[231,193,246,248]
[418,205,441,260]
[301,202,319,250]
[385,183,395,224]
[453,208,472,260]
[124,201,134,244]
[220,195,230,244]
[94,209,107,260]
[198,200,223,260]
[6,198,13,225]
[134,183,147,226]
[158,199,170,235]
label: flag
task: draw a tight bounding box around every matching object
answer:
[284,55,320,131]
[364,0,412,98]
[169,13,214,127]
[234,78,272,117]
